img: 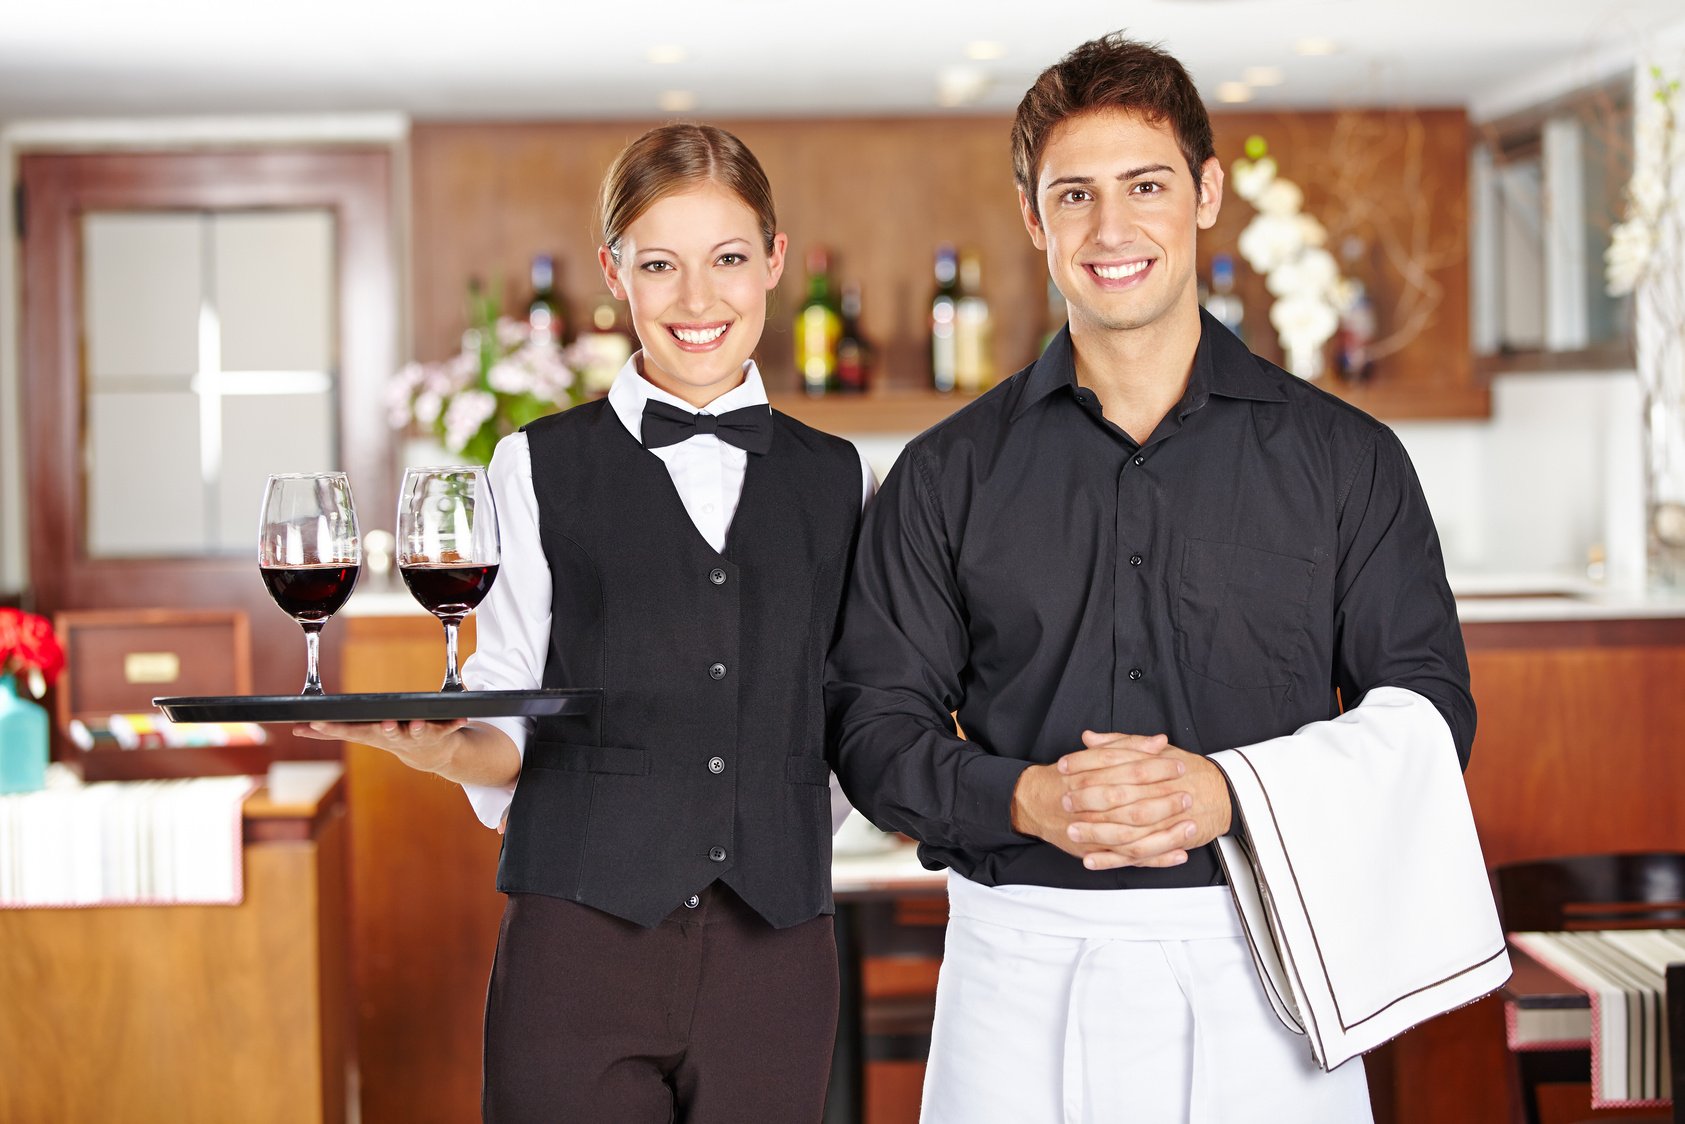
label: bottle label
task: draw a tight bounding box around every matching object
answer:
[795,305,841,393]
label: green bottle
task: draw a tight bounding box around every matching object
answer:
[793,247,842,396]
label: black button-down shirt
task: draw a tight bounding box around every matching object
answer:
[825,311,1474,891]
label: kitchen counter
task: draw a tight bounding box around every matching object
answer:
[1449,572,1685,622]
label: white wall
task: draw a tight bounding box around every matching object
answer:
[1396,370,1643,586]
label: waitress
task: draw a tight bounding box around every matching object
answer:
[303,123,873,1122]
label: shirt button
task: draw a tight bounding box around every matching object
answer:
[1133,455,1146,466]
[708,662,727,680]
[709,846,727,862]
[703,503,716,514]
[709,568,727,585]
[708,756,725,774]
[1128,668,1144,681]
[1129,553,1143,567]
[684,894,701,909]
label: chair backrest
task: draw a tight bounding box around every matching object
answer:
[1492,853,1685,933]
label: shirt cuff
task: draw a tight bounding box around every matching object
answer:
[458,715,528,830]
[462,782,515,831]
[955,752,1036,848]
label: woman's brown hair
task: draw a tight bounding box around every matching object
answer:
[598,123,778,263]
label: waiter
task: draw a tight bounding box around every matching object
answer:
[825,32,1475,1124]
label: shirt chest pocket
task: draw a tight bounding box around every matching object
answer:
[1173,538,1316,690]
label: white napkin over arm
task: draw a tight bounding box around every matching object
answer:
[1210,685,1512,1070]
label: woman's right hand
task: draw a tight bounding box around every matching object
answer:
[294,718,469,776]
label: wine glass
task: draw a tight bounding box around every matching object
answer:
[397,467,501,693]
[258,472,362,696]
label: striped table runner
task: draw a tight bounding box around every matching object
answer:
[1509,929,1685,1109]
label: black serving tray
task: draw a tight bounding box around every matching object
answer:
[154,688,599,724]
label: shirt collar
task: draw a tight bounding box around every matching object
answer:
[607,354,770,445]
[1010,308,1287,422]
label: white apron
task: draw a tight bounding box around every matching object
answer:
[920,874,1374,1124]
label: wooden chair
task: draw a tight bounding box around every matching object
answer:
[1492,853,1685,1124]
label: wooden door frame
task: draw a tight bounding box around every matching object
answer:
[18,148,398,775]
[20,147,398,612]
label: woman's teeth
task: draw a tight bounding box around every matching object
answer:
[672,325,728,344]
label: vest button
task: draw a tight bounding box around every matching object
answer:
[708,662,727,680]
[684,894,701,909]
[708,756,725,774]
[1128,667,1144,681]
[1129,553,1143,566]
[709,846,727,862]
[709,568,727,585]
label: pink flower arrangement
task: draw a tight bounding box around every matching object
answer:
[387,285,581,466]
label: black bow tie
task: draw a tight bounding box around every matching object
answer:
[640,399,774,455]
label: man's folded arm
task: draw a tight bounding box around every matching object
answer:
[825,444,1031,852]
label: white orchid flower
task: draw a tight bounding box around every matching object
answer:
[1271,292,1339,348]
[1296,248,1340,293]
[1229,155,1278,202]
[1238,213,1304,274]
[1295,214,1329,248]
[1606,219,1655,296]
[1256,178,1305,218]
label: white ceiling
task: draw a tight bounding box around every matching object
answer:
[1,0,1682,122]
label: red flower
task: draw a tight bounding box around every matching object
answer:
[0,608,65,688]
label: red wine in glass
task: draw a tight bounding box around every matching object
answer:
[261,563,361,622]
[397,467,501,692]
[399,562,499,618]
[258,472,362,696]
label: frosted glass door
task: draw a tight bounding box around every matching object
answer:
[82,209,338,557]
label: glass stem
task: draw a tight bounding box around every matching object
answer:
[441,617,464,692]
[302,622,325,696]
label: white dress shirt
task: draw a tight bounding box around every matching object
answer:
[461,355,876,829]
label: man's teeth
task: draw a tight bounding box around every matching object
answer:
[1092,261,1150,280]
[673,325,728,344]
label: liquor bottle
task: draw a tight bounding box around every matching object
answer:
[835,282,872,394]
[793,247,842,396]
[527,254,562,345]
[1203,253,1245,344]
[953,249,994,394]
[930,244,960,393]
[1335,281,1377,383]
[575,298,635,397]
[1335,237,1377,383]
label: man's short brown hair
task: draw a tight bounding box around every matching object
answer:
[1012,33,1216,219]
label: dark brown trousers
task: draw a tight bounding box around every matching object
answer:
[482,884,839,1123]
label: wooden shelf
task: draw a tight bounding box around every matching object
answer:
[1475,343,1634,378]
[768,387,981,436]
[769,371,1492,435]
[1314,376,1493,421]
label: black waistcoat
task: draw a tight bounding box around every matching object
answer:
[497,399,862,929]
